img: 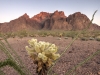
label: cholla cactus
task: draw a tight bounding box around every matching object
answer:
[25,38,60,75]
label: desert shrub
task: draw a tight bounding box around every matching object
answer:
[90,30,100,38]
[1,32,14,39]
[29,34,36,37]
[0,32,16,38]
[96,38,100,41]
[49,32,57,37]
[96,36,100,41]
[89,37,95,40]
[10,33,16,38]
[28,32,36,37]
[0,33,5,37]
[81,37,89,41]
[36,30,46,37]
[63,31,78,39]
[17,30,28,38]
[64,37,68,39]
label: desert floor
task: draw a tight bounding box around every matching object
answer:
[0,36,100,75]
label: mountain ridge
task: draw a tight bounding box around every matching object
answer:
[0,10,100,32]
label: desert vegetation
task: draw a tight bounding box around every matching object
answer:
[0,10,100,75]
[0,30,100,42]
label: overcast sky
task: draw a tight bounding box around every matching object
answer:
[0,0,100,25]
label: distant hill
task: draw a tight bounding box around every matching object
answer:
[0,10,100,32]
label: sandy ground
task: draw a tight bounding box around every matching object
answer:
[0,36,100,75]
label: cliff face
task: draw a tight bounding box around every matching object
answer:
[0,10,100,32]
[31,12,50,23]
[43,10,72,30]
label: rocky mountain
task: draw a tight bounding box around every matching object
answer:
[0,10,100,32]
[66,12,100,30]
[43,10,72,30]
[0,13,40,32]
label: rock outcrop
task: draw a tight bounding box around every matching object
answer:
[66,12,91,30]
[66,12,100,30]
[43,10,72,30]
[0,11,100,32]
[31,12,50,23]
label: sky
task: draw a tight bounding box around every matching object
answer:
[0,0,100,25]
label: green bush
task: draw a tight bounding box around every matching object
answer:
[17,30,28,38]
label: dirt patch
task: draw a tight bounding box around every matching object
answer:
[0,36,100,75]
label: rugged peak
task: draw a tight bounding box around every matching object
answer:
[54,10,65,15]
[67,12,91,30]
[52,10,66,18]
[74,12,81,14]
[54,10,59,14]
[32,12,49,18]
[31,12,50,22]
[39,12,49,16]
[71,12,88,18]
[20,13,29,19]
